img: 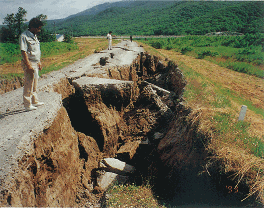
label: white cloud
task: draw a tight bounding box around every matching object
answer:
[0,0,121,24]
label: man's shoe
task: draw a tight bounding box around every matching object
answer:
[32,102,44,107]
[25,105,37,111]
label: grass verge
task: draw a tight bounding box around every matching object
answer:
[138,36,264,79]
[105,182,166,208]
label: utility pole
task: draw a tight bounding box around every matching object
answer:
[53,22,56,37]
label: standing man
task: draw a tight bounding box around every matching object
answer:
[107,31,112,50]
[19,18,44,111]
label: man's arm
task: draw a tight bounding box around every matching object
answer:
[21,50,34,75]
[38,62,42,71]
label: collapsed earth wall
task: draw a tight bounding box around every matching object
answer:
[0,40,256,207]
[0,41,171,206]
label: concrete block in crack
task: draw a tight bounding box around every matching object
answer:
[101,158,135,174]
[143,84,173,117]
[97,171,129,190]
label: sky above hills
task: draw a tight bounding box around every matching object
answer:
[0,0,121,24]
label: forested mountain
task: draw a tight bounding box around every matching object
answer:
[45,1,264,36]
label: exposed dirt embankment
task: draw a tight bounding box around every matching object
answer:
[0,76,24,94]
[0,50,259,207]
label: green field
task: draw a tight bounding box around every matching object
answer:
[0,41,79,65]
[138,34,264,78]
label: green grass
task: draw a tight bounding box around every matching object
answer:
[106,182,165,208]
[213,112,264,158]
[177,60,264,158]
[180,59,264,117]
[0,43,21,64]
[0,73,24,80]
[0,42,79,65]
[41,42,79,58]
[138,35,264,78]
[0,41,80,80]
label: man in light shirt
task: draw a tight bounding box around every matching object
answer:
[19,18,44,111]
[107,31,112,50]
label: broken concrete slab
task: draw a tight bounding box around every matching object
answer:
[100,158,135,174]
[72,77,134,91]
[142,84,173,117]
[72,77,136,113]
[96,171,129,190]
[140,138,150,145]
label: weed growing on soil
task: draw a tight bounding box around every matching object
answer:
[106,183,165,208]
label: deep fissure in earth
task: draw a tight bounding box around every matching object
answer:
[63,89,105,152]
[1,52,259,207]
[59,53,256,207]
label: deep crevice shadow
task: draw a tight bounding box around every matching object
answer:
[62,90,104,152]
[128,145,261,208]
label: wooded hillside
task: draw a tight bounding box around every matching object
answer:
[44,1,263,36]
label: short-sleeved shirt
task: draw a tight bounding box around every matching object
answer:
[19,29,41,62]
[107,33,112,40]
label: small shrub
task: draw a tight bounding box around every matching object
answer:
[150,40,163,49]
[198,50,219,59]
[225,61,263,78]
[165,44,173,50]
[181,46,193,54]
[63,34,73,43]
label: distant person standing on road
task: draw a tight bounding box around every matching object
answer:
[107,31,113,50]
[130,35,133,42]
[19,18,45,111]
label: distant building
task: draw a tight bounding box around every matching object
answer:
[56,34,64,42]
[205,31,243,36]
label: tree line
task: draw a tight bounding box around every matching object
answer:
[43,1,263,37]
[0,7,72,43]
[1,1,263,42]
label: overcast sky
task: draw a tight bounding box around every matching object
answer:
[0,0,121,24]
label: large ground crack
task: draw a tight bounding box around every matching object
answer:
[62,88,104,151]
